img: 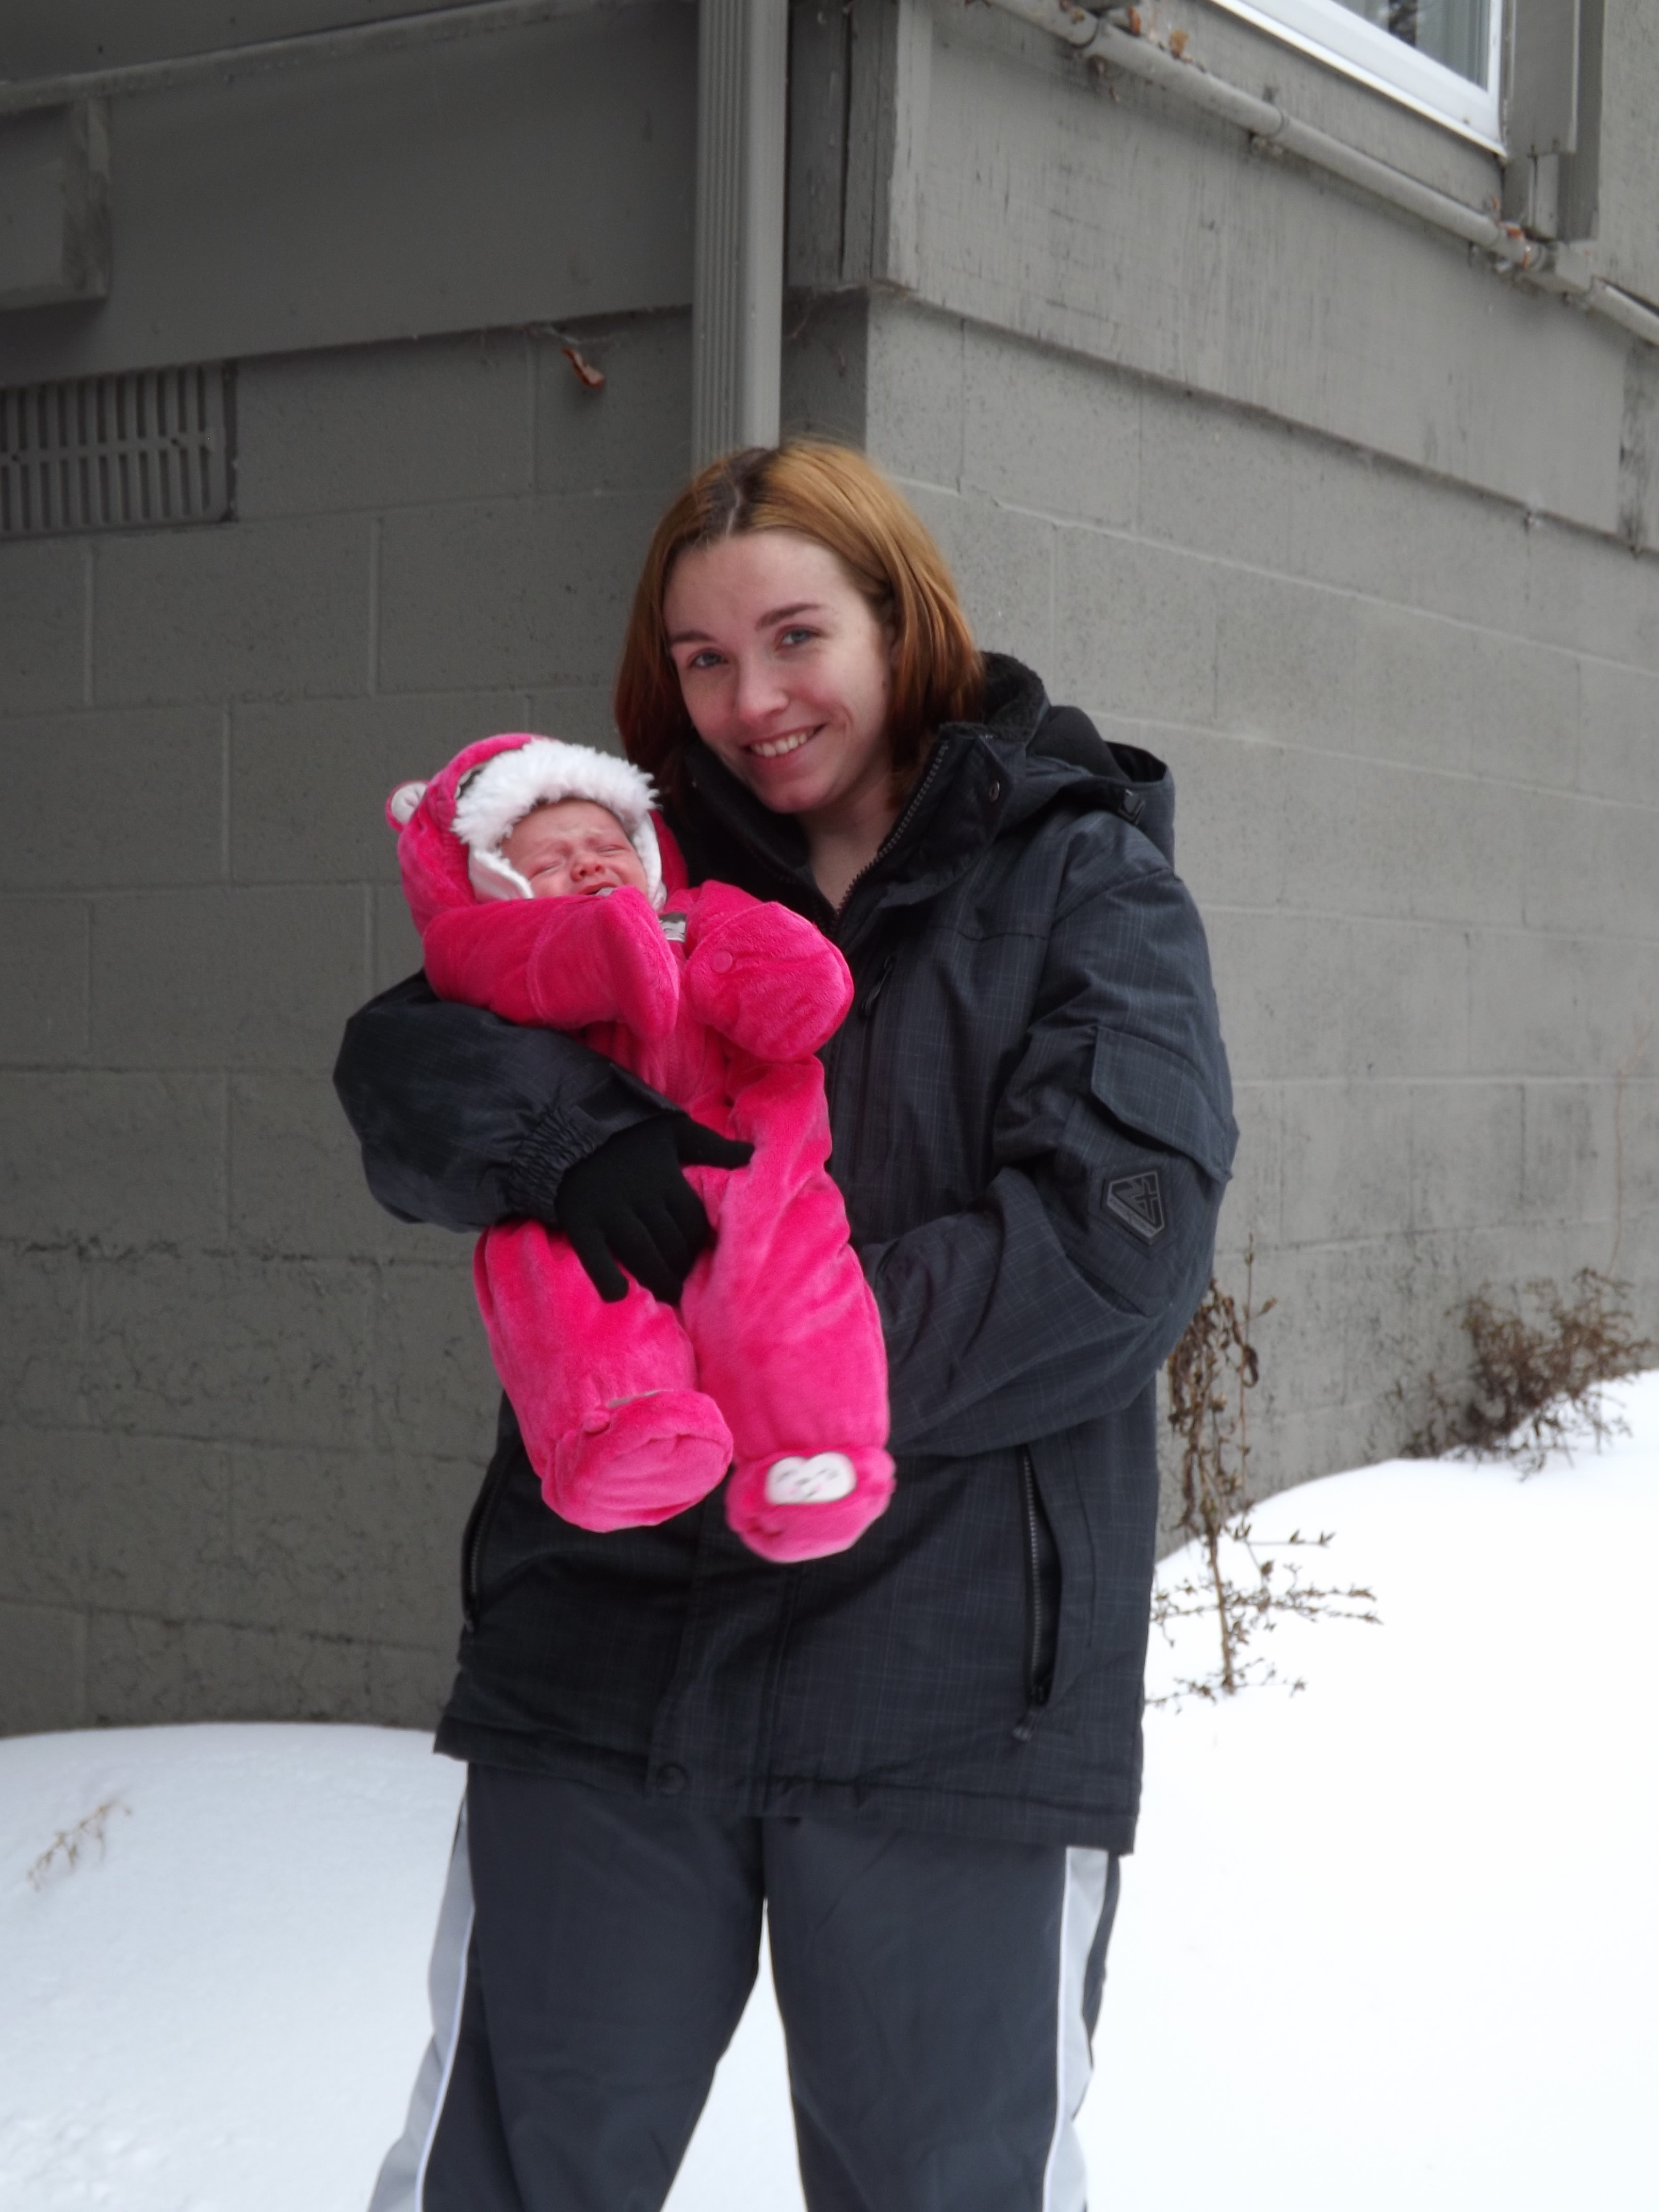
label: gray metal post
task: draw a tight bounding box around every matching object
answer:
[692,0,788,467]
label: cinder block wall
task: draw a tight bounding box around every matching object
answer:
[4,288,1656,1736]
[0,313,695,1734]
[855,296,1659,1521]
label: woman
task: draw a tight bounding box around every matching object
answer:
[337,444,1235,2212]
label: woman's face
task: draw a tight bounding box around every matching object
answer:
[662,531,894,832]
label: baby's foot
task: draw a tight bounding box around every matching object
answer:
[725,1446,896,1563]
[551,1390,733,1532]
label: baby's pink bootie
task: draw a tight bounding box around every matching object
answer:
[551,1391,733,1532]
[725,1446,896,1564]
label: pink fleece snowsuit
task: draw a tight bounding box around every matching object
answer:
[388,733,894,1565]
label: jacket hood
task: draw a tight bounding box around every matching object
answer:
[977,654,1176,866]
[388,734,667,931]
[677,655,1176,930]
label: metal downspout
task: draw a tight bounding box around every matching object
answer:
[692,0,789,465]
[981,0,1659,352]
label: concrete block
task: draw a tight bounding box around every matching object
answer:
[1284,438,1531,642]
[1409,1080,1525,1233]
[93,515,370,705]
[903,485,1055,674]
[86,1611,375,1726]
[1469,926,1650,1078]
[237,333,533,518]
[534,314,691,496]
[1213,565,1356,754]
[230,690,528,886]
[0,1602,86,1736]
[1345,917,1470,1079]
[86,1250,374,1450]
[0,1426,234,1618]
[1236,1238,1348,1421]
[91,886,366,1072]
[523,688,624,752]
[1278,1080,1413,1245]
[1204,908,1350,1084]
[1520,1079,1615,1230]
[1158,728,1287,911]
[367,1638,457,1730]
[866,299,966,492]
[1137,384,1293,573]
[372,1259,500,1462]
[226,1442,475,1643]
[1051,526,1216,726]
[1281,750,1526,928]
[1459,629,1581,793]
[0,1072,225,1247]
[1578,656,1659,808]
[1608,1076,1659,1230]
[377,492,663,695]
[782,293,870,448]
[0,1250,85,1426]
[1521,788,1659,938]
[1214,1080,1281,1255]
[230,1072,458,1265]
[1339,1230,1457,1417]
[0,539,85,714]
[1525,523,1659,674]
[371,885,426,996]
[956,319,1137,531]
[0,897,89,1063]
[0,707,223,890]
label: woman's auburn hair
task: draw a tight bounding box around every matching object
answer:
[613,442,984,807]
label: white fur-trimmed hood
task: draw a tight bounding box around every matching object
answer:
[448,737,665,907]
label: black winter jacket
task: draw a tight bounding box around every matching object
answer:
[334,657,1236,1851]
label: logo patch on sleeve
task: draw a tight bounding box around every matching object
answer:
[1105,1169,1166,1243]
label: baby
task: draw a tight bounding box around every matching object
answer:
[387,733,895,1565]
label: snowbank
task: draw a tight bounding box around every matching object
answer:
[3,1376,1656,2209]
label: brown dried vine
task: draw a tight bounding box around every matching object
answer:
[1156,1245,1378,1701]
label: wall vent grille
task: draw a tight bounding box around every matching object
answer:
[0,364,233,538]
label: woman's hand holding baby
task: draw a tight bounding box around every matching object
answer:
[554,1113,753,1303]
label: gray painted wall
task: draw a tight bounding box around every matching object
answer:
[2,0,1655,1732]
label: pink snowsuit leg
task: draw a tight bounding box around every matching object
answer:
[679,1056,894,1565]
[474,1220,734,1532]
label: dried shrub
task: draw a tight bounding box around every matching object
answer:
[1156,1246,1378,1702]
[1410,1269,1655,1476]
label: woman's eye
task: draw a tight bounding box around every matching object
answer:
[779,626,817,648]
[684,648,723,672]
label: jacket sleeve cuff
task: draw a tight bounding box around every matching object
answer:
[502,1077,678,1219]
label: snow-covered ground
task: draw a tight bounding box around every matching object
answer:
[4,1375,1656,2211]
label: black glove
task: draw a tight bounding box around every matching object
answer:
[554,1114,754,1304]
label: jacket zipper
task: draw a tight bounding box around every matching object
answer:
[1014,1447,1056,1742]
[831,740,952,948]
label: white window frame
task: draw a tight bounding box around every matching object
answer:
[1206,0,1506,148]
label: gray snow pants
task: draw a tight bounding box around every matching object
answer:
[369,1768,1120,2212]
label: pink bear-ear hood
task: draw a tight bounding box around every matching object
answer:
[386,733,672,935]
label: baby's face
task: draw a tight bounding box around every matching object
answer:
[500,800,648,899]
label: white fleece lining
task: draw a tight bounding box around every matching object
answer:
[450,738,665,906]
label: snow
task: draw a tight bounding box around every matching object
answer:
[4,1375,1656,2210]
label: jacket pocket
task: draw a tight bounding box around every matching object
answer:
[1016,1447,1061,1737]
[1089,1027,1237,1187]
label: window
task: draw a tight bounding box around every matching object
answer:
[1208,0,1504,144]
